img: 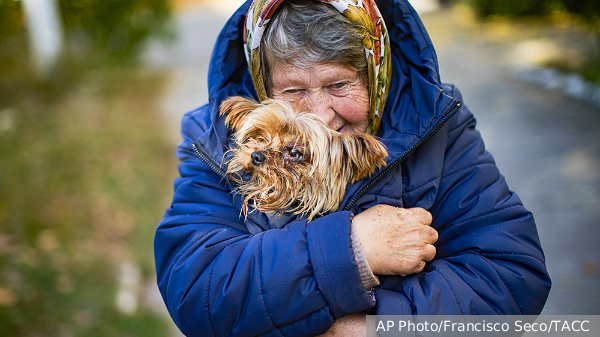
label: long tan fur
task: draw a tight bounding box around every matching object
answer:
[220,96,387,221]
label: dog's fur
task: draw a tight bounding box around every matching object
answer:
[220,96,388,221]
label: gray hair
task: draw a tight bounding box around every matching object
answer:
[261,0,368,96]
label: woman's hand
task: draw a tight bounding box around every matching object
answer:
[352,205,438,276]
[317,313,366,337]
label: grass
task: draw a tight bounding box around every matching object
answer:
[0,62,178,336]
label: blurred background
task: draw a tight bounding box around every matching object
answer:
[0,0,598,336]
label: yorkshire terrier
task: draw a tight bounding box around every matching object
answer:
[220,96,388,221]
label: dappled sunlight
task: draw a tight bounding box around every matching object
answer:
[0,1,177,335]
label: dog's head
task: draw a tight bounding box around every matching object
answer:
[220,96,387,221]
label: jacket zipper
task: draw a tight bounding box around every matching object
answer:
[343,101,461,211]
[191,101,461,211]
[192,142,230,182]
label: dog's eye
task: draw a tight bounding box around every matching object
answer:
[241,134,267,145]
[283,147,304,162]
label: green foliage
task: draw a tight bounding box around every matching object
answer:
[468,0,600,20]
[556,0,600,23]
[58,0,172,59]
[0,67,176,336]
[0,0,176,335]
[579,54,600,85]
[0,0,172,104]
[471,0,550,18]
[555,0,600,56]
[466,0,600,85]
[0,1,31,103]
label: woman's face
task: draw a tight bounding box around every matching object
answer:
[270,62,370,134]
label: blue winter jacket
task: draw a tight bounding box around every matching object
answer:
[154,0,551,335]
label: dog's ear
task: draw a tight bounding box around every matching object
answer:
[220,97,261,131]
[338,133,388,183]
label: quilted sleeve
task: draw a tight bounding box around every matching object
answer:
[373,86,551,315]
[154,108,374,336]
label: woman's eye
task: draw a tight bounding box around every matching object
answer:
[328,82,350,96]
[285,89,303,95]
[330,82,347,89]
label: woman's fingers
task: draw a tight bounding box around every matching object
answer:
[352,205,439,276]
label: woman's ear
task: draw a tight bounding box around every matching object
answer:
[219,96,261,131]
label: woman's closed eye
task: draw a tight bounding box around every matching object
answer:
[284,88,305,96]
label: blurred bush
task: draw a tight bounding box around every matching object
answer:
[1,0,172,102]
[0,69,176,337]
[1,0,176,336]
[557,0,600,45]
[0,0,30,103]
[466,0,599,38]
[59,0,171,59]
[465,0,600,84]
[468,0,600,19]
[472,0,548,17]
[559,0,600,18]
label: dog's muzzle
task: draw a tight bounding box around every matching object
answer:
[251,151,266,166]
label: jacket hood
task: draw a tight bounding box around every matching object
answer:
[191,0,459,214]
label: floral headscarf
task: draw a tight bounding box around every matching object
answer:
[244,0,392,134]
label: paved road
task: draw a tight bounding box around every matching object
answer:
[421,9,600,315]
[145,1,600,317]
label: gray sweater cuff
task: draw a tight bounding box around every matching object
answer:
[350,226,380,289]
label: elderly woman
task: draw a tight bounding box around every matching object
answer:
[154,0,551,336]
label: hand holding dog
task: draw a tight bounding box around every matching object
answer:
[352,205,438,276]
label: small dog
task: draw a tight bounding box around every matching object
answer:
[220,96,388,221]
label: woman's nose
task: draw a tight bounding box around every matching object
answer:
[306,92,334,126]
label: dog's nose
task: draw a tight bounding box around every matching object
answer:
[251,151,266,166]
